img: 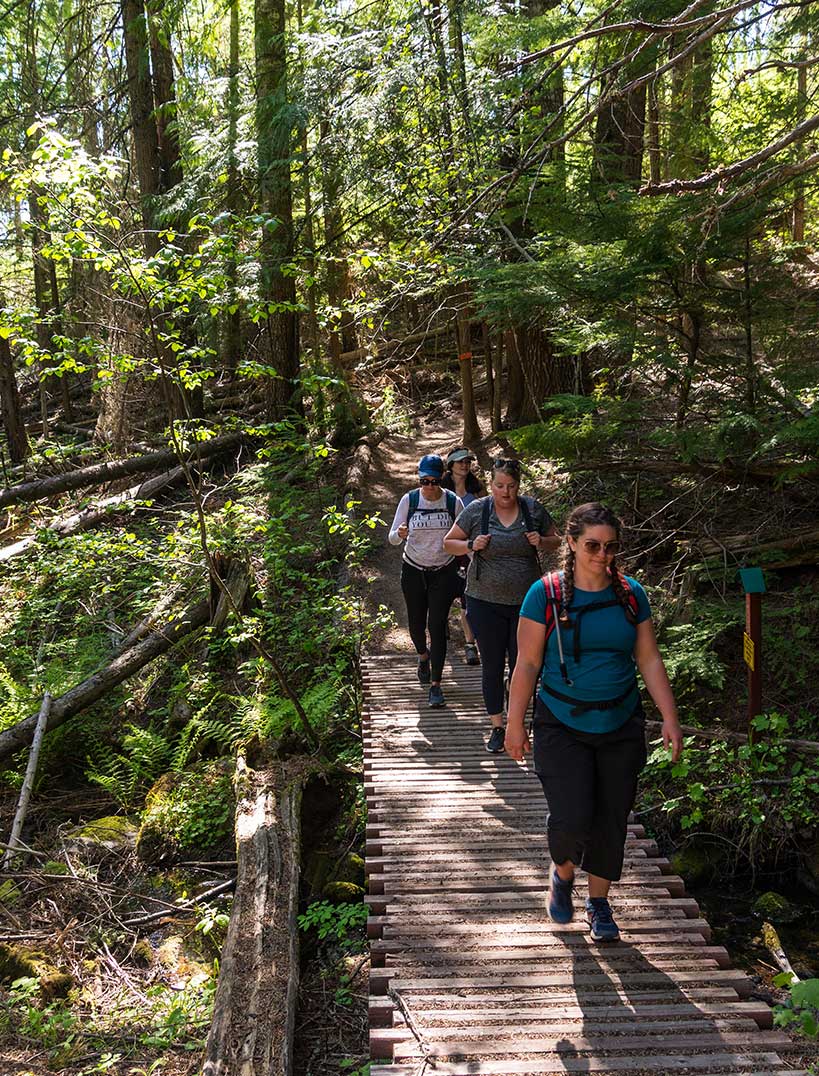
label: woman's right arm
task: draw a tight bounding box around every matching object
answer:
[388,495,409,545]
[443,522,469,555]
[505,616,547,761]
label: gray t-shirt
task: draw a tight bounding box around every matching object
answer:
[457,496,554,605]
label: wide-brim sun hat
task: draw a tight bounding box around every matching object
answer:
[418,453,444,478]
[446,447,475,465]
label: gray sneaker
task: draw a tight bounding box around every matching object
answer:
[417,657,431,684]
[428,685,445,708]
[486,726,505,753]
[464,643,480,665]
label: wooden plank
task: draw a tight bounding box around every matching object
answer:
[390,1031,790,1060]
[369,968,753,996]
[371,1059,799,1076]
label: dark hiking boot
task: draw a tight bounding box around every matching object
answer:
[548,869,575,924]
[486,726,505,753]
[417,657,431,684]
[586,897,620,942]
[464,643,480,665]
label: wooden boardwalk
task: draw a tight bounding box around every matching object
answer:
[363,653,803,1076]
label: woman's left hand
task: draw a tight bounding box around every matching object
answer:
[524,531,541,549]
[662,717,684,763]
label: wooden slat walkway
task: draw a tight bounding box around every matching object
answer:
[363,654,803,1076]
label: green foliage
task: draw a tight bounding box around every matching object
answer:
[507,396,639,461]
[640,714,819,857]
[774,976,819,1039]
[138,762,234,854]
[297,900,368,948]
[656,617,735,702]
[0,977,80,1063]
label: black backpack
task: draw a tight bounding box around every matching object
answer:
[407,487,457,526]
[475,496,538,578]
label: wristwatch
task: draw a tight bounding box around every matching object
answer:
[467,539,474,551]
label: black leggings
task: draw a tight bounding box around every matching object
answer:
[465,596,520,715]
[532,699,647,881]
[401,561,458,682]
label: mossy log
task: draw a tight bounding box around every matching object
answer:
[0,430,243,510]
[202,758,303,1076]
[0,943,73,997]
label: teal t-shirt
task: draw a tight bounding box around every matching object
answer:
[519,573,651,733]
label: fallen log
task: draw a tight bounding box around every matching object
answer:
[578,458,819,483]
[762,921,800,982]
[0,598,211,764]
[338,325,454,364]
[343,425,390,502]
[645,720,819,756]
[0,431,244,511]
[0,466,187,564]
[691,526,819,558]
[202,758,303,1076]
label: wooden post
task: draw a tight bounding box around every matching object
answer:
[746,591,762,724]
[2,692,52,868]
[739,567,765,740]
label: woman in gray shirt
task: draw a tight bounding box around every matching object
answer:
[444,458,560,751]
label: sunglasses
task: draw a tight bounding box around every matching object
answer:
[493,457,521,472]
[580,539,621,556]
[419,476,441,486]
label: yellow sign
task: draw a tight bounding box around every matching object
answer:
[743,632,755,671]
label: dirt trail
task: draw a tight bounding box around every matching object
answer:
[358,403,502,655]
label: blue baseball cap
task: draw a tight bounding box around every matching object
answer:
[418,454,444,478]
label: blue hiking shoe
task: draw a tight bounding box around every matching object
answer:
[586,897,620,942]
[428,685,445,708]
[548,869,574,924]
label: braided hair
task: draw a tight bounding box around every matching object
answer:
[562,503,637,625]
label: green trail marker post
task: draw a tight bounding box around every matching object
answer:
[739,567,765,738]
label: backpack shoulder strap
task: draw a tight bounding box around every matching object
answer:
[444,489,456,523]
[540,570,562,640]
[619,574,640,617]
[407,488,420,524]
[480,496,492,536]
[519,496,535,533]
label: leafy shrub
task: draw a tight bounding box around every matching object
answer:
[774,976,819,1038]
[297,900,368,948]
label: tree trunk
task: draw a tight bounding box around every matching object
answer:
[0,332,29,464]
[504,329,525,427]
[675,309,700,430]
[148,2,183,192]
[122,0,160,253]
[455,287,481,445]
[256,0,300,419]
[792,40,807,242]
[491,328,503,433]
[222,0,242,379]
[202,759,302,1076]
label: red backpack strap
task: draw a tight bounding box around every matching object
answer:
[540,570,562,640]
[619,574,640,618]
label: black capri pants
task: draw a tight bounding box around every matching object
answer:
[532,698,647,881]
[465,596,520,714]
[400,561,459,682]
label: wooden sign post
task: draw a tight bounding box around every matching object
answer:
[739,567,765,738]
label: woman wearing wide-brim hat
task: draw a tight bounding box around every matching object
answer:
[389,454,464,708]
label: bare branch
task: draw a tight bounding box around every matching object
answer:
[641,113,819,195]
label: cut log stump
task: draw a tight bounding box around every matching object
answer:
[203,758,303,1076]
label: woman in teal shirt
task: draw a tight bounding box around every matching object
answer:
[505,502,683,943]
